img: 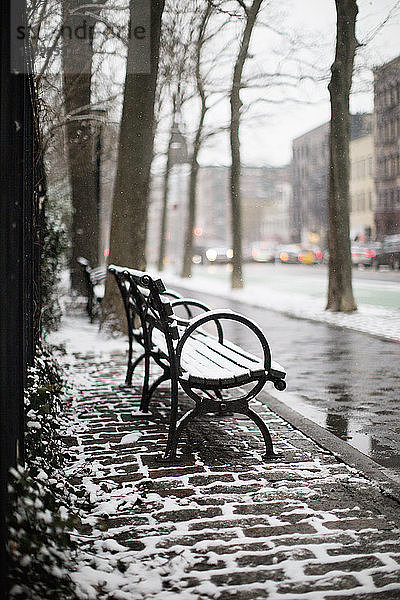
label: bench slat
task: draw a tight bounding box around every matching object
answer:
[193,332,262,370]
[153,328,264,387]
[181,344,238,386]
[183,340,255,378]
[196,333,285,379]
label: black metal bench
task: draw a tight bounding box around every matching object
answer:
[77,257,107,322]
[108,265,287,461]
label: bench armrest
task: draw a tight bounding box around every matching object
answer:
[163,289,182,300]
[175,309,272,373]
[77,256,90,268]
[170,298,211,320]
[168,300,221,333]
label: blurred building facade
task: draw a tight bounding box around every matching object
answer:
[349,127,376,240]
[374,55,400,237]
[196,166,230,246]
[241,166,291,245]
[291,121,330,247]
[291,113,373,247]
[147,165,191,267]
[147,164,292,269]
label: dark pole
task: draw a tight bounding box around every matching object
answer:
[0,0,35,595]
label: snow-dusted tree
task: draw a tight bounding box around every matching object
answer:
[326,0,358,312]
[180,1,213,279]
[156,0,200,272]
[103,0,165,328]
[229,0,264,289]
[62,0,107,292]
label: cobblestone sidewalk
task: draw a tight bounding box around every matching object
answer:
[56,315,400,599]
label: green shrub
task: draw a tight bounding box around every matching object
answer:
[41,209,68,334]
[7,347,80,600]
[7,467,79,600]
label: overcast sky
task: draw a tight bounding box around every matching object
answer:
[195,0,400,168]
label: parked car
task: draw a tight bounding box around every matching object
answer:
[205,246,233,264]
[298,248,325,265]
[275,245,301,264]
[313,248,325,264]
[242,245,254,263]
[251,242,276,263]
[351,243,381,268]
[373,234,400,270]
[191,243,233,265]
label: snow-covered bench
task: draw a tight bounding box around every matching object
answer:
[108,265,287,461]
[77,257,107,322]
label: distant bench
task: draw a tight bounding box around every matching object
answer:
[77,257,107,322]
[109,265,287,461]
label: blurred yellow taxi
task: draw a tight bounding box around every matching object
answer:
[298,249,315,264]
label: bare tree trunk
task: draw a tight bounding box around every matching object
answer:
[62,0,100,292]
[157,101,177,272]
[181,4,211,279]
[326,0,358,312]
[230,97,243,289]
[180,118,203,279]
[103,0,164,329]
[230,0,263,289]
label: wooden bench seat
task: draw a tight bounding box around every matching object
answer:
[152,327,285,388]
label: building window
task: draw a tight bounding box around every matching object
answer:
[360,192,365,212]
[391,86,396,106]
[392,119,397,140]
[368,156,373,176]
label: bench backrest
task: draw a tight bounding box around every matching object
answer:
[77,257,106,287]
[108,266,180,362]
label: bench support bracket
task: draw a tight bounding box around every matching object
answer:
[162,395,278,461]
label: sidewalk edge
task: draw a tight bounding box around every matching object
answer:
[262,391,400,503]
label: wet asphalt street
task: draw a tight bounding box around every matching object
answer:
[172,284,400,482]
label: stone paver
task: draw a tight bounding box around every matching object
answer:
[58,315,400,599]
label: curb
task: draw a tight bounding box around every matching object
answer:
[262,390,400,503]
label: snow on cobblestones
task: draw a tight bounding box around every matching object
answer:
[53,315,400,598]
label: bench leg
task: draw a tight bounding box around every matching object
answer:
[125,351,146,386]
[87,297,94,322]
[141,372,170,411]
[140,354,151,411]
[125,332,134,385]
[245,407,279,459]
[160,378,183,460]
[163,404,202,461]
